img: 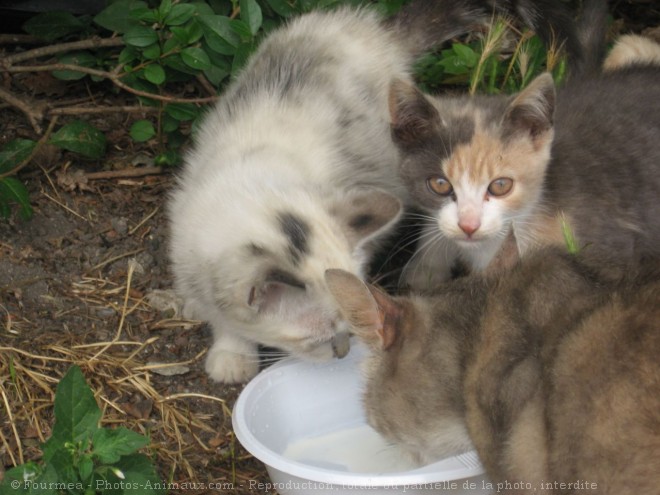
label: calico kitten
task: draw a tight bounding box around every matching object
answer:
[325,249,660,492]
[168,1,592,383]
[391,59,660,289]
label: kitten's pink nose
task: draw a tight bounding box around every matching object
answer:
[458,219,481,236]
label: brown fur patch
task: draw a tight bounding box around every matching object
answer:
[443,123,550,215]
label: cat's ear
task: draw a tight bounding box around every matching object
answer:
[502,72,556,149]
[389,78,440,149]
[325,269,398,350]
[331,188,402,249]
[247,270,305,312]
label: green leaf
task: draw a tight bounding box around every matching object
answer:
[120,73,159,105]
[0,462,58,495]
[165,3,196,26]
[92,428,149,464]
[199,14,239,55]
[162,34,183,54]
[118,46,139,65]
[144,64,166,85]
[49,121,107,160]
[203,64,229,86]
[157,0,173,21]
[53,51,97,81]
[165,103,200,121]
[142,43,162,60]
[170,26,189,44]
[22,11,84,42]
[230,19,253,41]
[107,454,165,495]
[44,366,101,455]
[154,150,178,167]
[123,25,159,48]
[181,47,211,70]
[161,114,179,133]
[265,0,297,17]
[231,40,255,75]
[131,6,159,24]
[44,446,79,486]
[0,139,36,174]
[452,43,478,67]
[130,120,157,142]
[0,177,33,220]
[437,54,470,76]
[94,0,146,33]
[170,20,204,44]
[195,2,217,16]
[162,53,199,75]
[78,454,95,483]
[240,0,262,35]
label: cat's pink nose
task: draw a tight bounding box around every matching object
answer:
[458,219,481,236]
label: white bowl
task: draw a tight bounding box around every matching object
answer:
[233,343,491,494]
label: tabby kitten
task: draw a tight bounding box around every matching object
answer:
[391,52,660,289]
[325,248,660,492]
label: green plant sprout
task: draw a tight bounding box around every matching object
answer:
[560,212,580,255]
[0,366,164,495]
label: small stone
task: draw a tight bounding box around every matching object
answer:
[111,217,129,236]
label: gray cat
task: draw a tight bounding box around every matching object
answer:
[390,31,660,289]
[325,246,660,493]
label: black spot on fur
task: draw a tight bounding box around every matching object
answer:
[248,243,267,257]
[278,212,310,264]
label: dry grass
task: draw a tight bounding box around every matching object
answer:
[0,258,268,493]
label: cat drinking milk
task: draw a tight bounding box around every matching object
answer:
[326,245,660,493]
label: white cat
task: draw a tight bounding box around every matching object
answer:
[168,7,413,383]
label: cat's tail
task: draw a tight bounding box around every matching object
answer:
[385,0,491,57]
[495,0,608,77]
[572,0,609,77]
[497,0,609,77]
[387,0,608,77]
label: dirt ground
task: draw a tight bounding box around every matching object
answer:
[1,2,658,494]
[0,105,271,491]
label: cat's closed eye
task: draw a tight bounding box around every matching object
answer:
[426,175,454,197]
[487,178,513,197]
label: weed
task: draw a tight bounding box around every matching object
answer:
[415,19,567,95]
[0,366,163,495]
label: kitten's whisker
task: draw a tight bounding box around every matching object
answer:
[399,227,447,287]
[374,221,438,275]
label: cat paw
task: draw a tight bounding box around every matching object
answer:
[205,346,259,383]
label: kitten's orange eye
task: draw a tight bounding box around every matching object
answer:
[487,178,513,197]
[426,176,453,197]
